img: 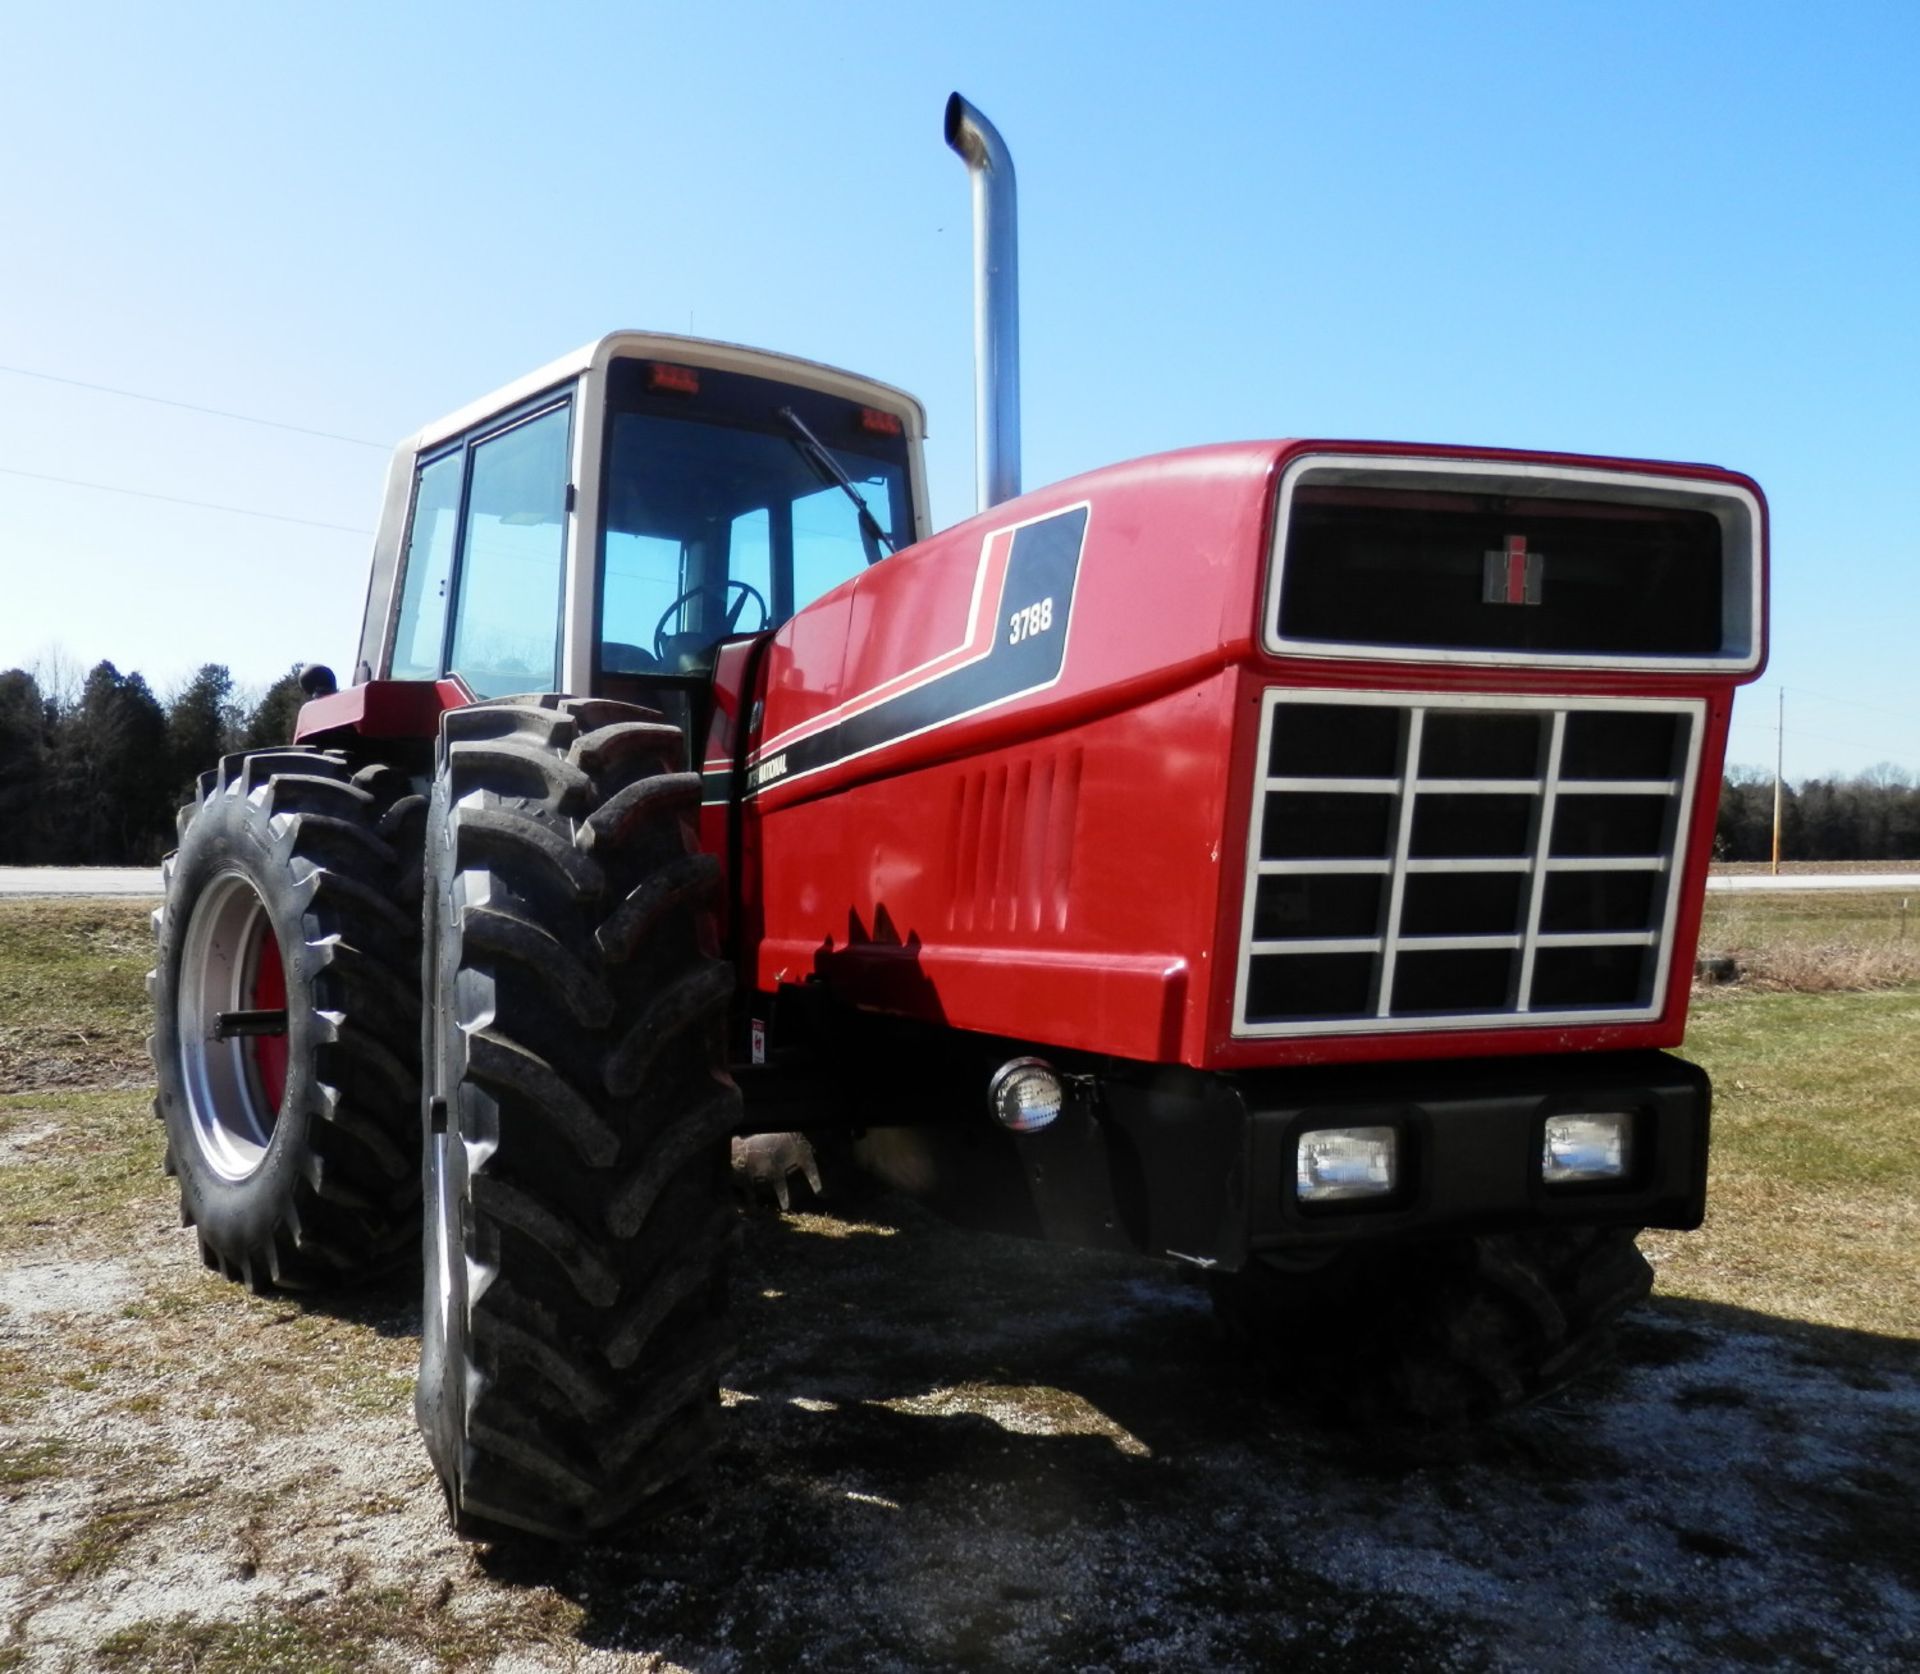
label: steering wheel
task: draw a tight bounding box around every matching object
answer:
[651,579,769,666]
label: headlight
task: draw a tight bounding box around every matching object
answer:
[1296,1125,1398,1203]
[988,1058,1064,1133]
[1542,1112,1634,1185]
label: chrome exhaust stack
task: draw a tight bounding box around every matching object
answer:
[944,92,1021,512]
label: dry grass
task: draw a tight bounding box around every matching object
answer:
[1736,941,1920,990]
[1697,888,1920,991]
[47,1480,222,1584]
[0,901,153,1093]
[0,1089,162,1261]
[92,1581,586,1674]
[1652,981,1920,1338]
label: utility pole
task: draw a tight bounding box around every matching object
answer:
[1770,687,1784,876]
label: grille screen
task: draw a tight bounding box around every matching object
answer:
[1278,488,1725,657]
[1234,693,1699,1036]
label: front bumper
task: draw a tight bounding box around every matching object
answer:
[1022,1051,1709,1271]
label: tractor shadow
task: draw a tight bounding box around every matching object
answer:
[464,1196,1920,1672]
[282,1260,425,1342]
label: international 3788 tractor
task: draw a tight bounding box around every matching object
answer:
[149,96,1767,1541]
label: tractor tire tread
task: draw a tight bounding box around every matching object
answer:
[1212,1225,1654,1427]
[421,695,737,1541]
[151,745,423,1291]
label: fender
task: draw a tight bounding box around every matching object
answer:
[293,676,476,745]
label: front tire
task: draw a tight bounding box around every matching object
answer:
[149,749,423,1290]
[416,696,741,1542]
[1212,1225,1654,1423]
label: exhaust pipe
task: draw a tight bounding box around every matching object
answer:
[944,92,1020,512]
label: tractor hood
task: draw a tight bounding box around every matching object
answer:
[740,438,1766,1072]
[742,437,1765,807]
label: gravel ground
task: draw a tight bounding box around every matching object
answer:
[2,1170,1916,1674]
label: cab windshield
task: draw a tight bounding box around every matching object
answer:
[599,362,912,676]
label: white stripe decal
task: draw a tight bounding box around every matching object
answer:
[754,500,1089,761]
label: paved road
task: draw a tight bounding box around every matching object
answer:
[0,867,163,897]
[1706,872,1920,892]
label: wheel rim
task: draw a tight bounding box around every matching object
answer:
[424,835,458,1343]
[429,1124,461,1342]
[418,797,473,1521]
[176,872,289,1181]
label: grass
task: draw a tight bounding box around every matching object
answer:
[0,1437,69,1489]
[0,903,172,1269]
[1697,886,1920,990]
[92,1585,586,1673]
[0,1088,164,1258]
[1655,982,1920,1338]
[47,1480,220,1583]
[1647,892,1920,1337]
[0,899,154,1093]
[0,1345,51,1425]
[95,1613,353,1674]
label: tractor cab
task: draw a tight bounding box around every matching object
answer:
[348,332,931,752]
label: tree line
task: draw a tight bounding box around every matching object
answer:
[1715,764,1920,862]
[0,660,306,865]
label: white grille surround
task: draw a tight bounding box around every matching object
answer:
[1231,689,1705,1039]
[1262,454,1764,675]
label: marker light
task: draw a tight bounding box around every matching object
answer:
[1542,1112,1634,1185]
[860,406,904,436]
[988,1057,1065,1133]
[647,362,700,395]
[1296,1125,1398,1204]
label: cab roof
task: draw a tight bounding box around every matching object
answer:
[397,331,930,459]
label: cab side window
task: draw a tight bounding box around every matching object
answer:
[447,405,571,698]
[388,399,573,697]
[390,452,464,682]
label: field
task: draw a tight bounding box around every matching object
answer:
[1696,885,1920,996]
[0,895,1916,1672]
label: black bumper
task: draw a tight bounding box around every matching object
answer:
[1022,1051,1710,1272]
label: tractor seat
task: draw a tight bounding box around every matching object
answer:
[602,641,661,674]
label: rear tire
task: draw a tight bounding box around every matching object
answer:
[1211,1225,1654,1423]
[149,749,424,1291]
[416,696,740,1541]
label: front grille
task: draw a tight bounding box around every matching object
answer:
[1232,690,1702,1037]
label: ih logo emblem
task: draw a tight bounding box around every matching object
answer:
[1483,534,1543,606]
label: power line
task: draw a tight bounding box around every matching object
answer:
[0,464,371,535]
[1784,684,1915,724]
[1734,692,1915,751]
[1729,718,1911,754]
[0,364,390,450]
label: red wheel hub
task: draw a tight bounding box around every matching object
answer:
[249,927,289,1113]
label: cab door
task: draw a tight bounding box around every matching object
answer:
[386,397,573,699]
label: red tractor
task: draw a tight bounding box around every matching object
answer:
[148,96,1767,1541]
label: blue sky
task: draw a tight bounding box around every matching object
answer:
[1,0,1914,781]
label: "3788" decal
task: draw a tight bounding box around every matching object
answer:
[1007,595,1055,646]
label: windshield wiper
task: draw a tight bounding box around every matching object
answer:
[777,406,897,559]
